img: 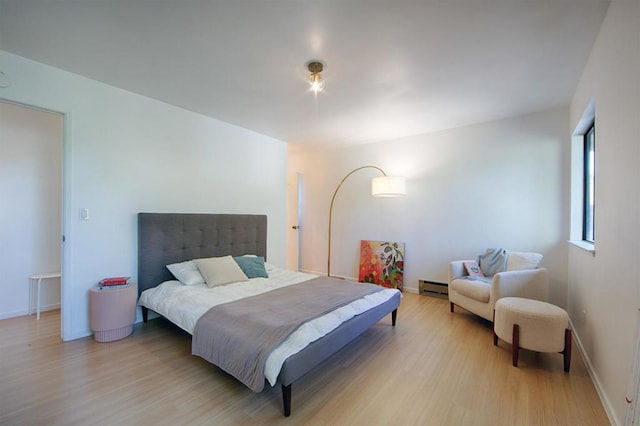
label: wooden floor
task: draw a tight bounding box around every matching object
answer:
[0,293,610,425]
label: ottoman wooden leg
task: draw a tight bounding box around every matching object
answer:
[562,328,572,372]
[512,324,520,367]
[493,310,498,346]
[450,302,454,313]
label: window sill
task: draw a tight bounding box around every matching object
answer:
[568,240,595,254]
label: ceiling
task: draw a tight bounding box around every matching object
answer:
[0,0,610,148]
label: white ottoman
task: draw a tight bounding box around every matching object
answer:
[493,297,571,372]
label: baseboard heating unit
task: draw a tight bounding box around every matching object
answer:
[419,280,448,298]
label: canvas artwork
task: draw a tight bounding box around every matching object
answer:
[358,240,405,290]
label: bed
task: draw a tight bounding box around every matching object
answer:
[137,213,401,416]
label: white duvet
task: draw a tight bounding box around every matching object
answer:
[138,264,399,386]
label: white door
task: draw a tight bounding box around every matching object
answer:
[286,173,301,271]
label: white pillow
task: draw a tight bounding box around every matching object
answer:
[506,252,543,271]
[194,255,249,288]
[166,260,205,286]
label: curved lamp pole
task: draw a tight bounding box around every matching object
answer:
[327,166,405,277]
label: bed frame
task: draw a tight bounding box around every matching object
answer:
[137,212,400,416]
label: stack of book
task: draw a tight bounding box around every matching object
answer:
[98,276,131,289]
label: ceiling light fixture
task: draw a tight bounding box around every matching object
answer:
[307,60,324,93]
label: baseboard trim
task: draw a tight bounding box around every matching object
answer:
[569,318,620,426]
[0,303,61,320]
[0,309,28,320]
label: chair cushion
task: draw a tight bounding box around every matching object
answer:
[506,252,543,271]
[451,277,492,303]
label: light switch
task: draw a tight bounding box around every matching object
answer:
[80,208,89,221]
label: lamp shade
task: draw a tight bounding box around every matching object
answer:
[371,176,406,197]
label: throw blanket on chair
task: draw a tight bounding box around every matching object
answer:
[192,277,384,392]
[478,248,507,277]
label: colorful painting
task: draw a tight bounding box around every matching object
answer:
[358,240,404,290]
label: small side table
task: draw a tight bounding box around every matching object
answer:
[29,272,61,320]
[89,283,137,342]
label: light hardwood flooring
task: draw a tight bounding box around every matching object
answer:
[0,293,610,425]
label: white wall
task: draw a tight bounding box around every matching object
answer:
[0,50,288,340]
[0,101,62,319]
[569,0,640,423]
[289,106,569,307]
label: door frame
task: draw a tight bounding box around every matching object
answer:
[1,98,71,340]
[286,172,301,271]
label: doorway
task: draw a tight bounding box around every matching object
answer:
[0,100,63,326]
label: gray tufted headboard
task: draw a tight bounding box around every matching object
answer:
[137,213,267,295]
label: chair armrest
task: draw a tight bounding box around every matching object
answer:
[491,268,548,302]
[449,260,474,283]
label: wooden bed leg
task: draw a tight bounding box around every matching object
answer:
[450,302,454,313]
[391,309,397,327]
[282,384,292,417]
[142,306,148,323]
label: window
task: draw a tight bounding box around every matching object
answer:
[583,123,595,243]
[570,100,595,252]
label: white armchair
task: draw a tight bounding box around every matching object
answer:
[448,252,548,322]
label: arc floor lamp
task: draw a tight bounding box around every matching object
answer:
[327,166,406,277]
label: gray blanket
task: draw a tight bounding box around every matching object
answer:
[478,247,507,277]
[192,277,385,392]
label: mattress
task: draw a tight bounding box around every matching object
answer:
[138,263,400,385]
